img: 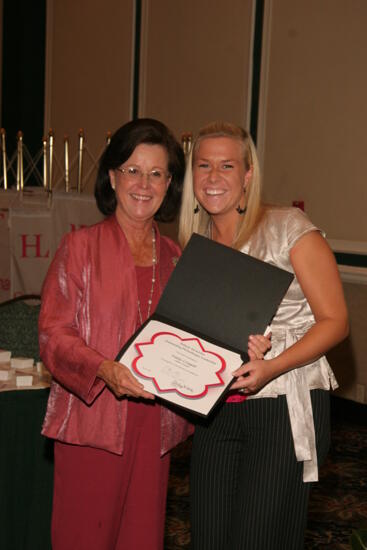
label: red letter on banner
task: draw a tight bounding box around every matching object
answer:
[21,234,50,258]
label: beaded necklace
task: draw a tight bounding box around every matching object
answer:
[136,227,157,325]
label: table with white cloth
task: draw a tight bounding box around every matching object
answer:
[0,294,53,550]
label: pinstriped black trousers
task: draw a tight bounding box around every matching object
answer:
[190,390,330,550]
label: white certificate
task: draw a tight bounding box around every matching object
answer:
[119,320,243,415]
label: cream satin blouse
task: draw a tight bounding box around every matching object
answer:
[242,206,338,482]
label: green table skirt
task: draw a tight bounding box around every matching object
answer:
[0,388,53,550]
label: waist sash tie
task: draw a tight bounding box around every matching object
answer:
[284,330,318,482]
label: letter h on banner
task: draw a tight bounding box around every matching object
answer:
[21,234,50,258]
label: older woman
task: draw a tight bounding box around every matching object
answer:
[39,119,192,550]
[178,122,349,549]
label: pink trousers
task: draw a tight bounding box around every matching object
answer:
[51,400,170,550]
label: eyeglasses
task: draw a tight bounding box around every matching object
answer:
[116,165,171,185]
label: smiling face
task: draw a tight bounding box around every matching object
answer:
[109,143,171,227]
[193,137,251,221]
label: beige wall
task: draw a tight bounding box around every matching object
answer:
[45,0,255,190]
[143,0,255,240]
[45,0,135,191]
[259,0,367,242]
[328,282,367,403]
[258,0,367,403]
[139,0,255,138]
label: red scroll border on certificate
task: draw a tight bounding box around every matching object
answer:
[132,331,226,399]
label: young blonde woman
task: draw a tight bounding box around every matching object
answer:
[178,122,348,550]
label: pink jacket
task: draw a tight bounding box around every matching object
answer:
[39,215,192,455]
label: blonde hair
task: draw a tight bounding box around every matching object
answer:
[178,121,263,250]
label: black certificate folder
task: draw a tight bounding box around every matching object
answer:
[156,233,294,356]
[118,234,293,416]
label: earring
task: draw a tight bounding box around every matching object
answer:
[236,205,247,215]
[236,186,247,214]
[194,204,200,214]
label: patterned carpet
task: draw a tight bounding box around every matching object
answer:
[165,397,367,549]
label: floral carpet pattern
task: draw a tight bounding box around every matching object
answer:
[165,398,367,549]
